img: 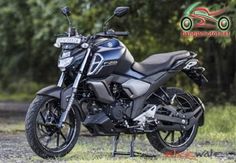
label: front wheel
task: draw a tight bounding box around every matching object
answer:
[25,95,81,159]
[147,88,199,154]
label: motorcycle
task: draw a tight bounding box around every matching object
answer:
[25,6,207,158]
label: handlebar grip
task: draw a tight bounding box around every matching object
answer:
[114,31,129,36]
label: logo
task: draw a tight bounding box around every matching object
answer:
[103,60,118,66]
[107,42,113,47]
[180,2,231,37]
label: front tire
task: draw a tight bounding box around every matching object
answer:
[25,95,81,159]
[147,88,199,154]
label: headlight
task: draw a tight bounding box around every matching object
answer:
[58,57,73,70]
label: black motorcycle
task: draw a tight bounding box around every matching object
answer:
[25,6,207,159]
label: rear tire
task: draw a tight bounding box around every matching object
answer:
[25,95,81,159]
[146,87,199,154]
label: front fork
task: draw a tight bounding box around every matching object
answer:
[57,47,91,128]
[57,72,65,87]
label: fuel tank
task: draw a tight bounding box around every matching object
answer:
[87,38,135,77]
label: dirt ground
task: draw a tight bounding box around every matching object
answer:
[0,102,235,163]
[0,132,236,163]
[0,132,34,162]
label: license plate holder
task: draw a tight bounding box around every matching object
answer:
[55,37,81,45]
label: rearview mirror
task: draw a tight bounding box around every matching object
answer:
[61,6,71,16]
[114,6,129,17]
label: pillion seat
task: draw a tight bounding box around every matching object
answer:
[132,50,191,76]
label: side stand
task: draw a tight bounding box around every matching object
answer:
[112,134,136,157]
[112,134,120,157]
[111,134,157,157]
[130,134,136,157]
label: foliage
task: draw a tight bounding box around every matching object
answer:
[197,104,236,141]
[0,0,236,103]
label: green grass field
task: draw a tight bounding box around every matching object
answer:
[0,105,235,162]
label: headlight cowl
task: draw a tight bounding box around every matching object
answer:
[58,57,73,71]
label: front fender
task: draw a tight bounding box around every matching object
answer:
[37,85,86,121]
[37,85,62,99]
[37,85,72,111]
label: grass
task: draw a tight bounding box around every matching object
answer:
[197,105,236,142]
[0,93,33,102]
[30,135,235,163]
[0,105,236,162]
[0,121,25,133]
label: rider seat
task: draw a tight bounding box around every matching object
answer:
[132,50,191,76]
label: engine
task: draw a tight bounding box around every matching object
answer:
[103,83,133,122]
[104,99,132,122]
[84,82,132,122]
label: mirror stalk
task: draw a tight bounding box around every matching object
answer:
[103,14,114,33]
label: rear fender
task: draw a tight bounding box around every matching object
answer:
[192,95,205,126]
[182,59,208,86]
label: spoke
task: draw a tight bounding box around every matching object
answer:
[38,124,48,135]
[57,133,60,147]
[176,98,184,110]
[45,135,52,147]
[181,101,189,106]
[59,130,67,142]
[38,133,48,140]
[64,121,72,127]
[46,102,52,110]
[171,131,175,143]
[39,112,46,123]
[181,106,190,110]
[50,109,58,118]
[37,122,47,126]
[164,132,171,141]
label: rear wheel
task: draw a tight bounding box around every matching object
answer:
[25,95,81,159]
[146,88,198,154]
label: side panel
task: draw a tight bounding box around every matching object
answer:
[87,39,124,77]
[124,69,144,79]
[87,39,135,78]
[122,79,150,99]
[87,80,115,103]
[113,48,134,74]
[130,71,177,118]
[86,75,129,104]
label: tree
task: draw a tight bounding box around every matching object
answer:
[0,0,235,103]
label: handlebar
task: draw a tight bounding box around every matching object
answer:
[113,31,129,36]
[55,29,129,47]
[95,30,129,38]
